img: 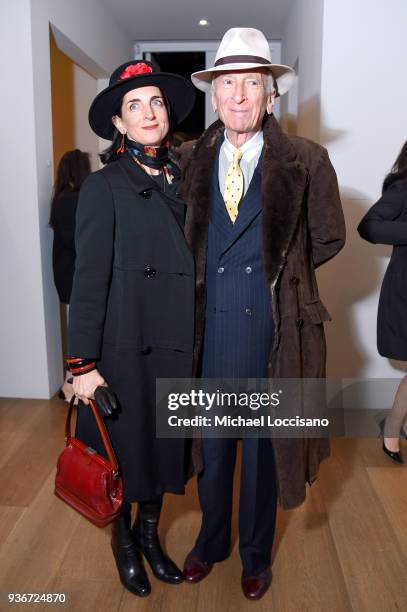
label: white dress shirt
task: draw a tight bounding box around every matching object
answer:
[218,130,264,197]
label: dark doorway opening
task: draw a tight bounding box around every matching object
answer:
[147,52,206,140]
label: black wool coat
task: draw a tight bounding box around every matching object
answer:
[181,115,346,510]
[358,177,407,360]
[52,190,78,304]
[68,152,200,502]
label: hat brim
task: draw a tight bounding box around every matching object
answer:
[191,63,296,96]
[89,73,196,140]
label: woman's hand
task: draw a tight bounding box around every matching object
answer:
[72,369,106,405]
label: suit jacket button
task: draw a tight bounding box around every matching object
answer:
[144,266,157,278]
[141,345,152,355]
[141,189,153,199]
[245,307,252,316]
[217,266,225,274]
[296,318,304,329]
[245,266,252,274]
[290,275,299,286]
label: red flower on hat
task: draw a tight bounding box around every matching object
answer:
[119,63,153,79]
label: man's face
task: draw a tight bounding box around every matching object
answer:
[211,69,275,142]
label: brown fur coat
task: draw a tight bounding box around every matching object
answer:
[181,115,345,509]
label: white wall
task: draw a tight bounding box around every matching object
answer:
[318,0,407,384]
[281,0,324,141]
[0,0,133,398]
[281,0,407,394]
[0,1,45,396]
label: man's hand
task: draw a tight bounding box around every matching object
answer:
[72,369,105,405]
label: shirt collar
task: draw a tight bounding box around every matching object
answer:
[223,130,264,162]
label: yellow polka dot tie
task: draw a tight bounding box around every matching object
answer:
[223,149,244,223]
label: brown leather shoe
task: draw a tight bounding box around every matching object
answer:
[241,568,272,600]
[183,551,213,583]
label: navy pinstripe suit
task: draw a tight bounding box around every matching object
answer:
[194,147,278,576]
[201,150,274,377]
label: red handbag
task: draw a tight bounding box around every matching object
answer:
[54,396,123,527]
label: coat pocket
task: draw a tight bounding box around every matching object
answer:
[114,262,193,275]
[303,299,332,324]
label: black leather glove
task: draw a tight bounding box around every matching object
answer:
[94,386,118,417]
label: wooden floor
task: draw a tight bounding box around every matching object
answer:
[0,398,406,612]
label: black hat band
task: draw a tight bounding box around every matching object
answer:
[214,55,270,67]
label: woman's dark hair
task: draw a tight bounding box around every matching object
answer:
[100,91,174,165]
[382,140,407,192]
[49,149,91,227]
[100,127,123,165]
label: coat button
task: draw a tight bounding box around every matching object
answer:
[296,318,304,329]
[141,189,153,199]
[218,266,225,274]
[245,307,252,316]
[245,266,252,274]
[141,345,152,355]
[144,266,157,278]
[290,275,299,286]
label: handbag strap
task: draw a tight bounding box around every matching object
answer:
[65,395,119,476]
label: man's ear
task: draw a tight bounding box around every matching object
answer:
[211,92,218,114]
[266,92,276,115]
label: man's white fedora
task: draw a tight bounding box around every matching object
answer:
[191,27,296,96]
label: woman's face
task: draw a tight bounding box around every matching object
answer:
[112,86,169,146]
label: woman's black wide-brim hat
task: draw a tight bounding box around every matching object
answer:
[89,60,196,140]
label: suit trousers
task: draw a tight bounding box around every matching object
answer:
[193,436,277,575]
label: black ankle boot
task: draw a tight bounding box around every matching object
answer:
[111,512,151,597]
[133,500,184,584]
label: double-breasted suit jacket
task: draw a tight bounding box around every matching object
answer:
[181,115,346,510]
[202,147,275,378]
[69,152,201,501]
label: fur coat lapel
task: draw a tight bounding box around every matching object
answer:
[183,114,309,288]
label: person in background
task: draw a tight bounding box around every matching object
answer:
[358,141,407,464]
[49,149,91,401]
[67,60,200,598]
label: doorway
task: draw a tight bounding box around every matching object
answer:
[49,31,100,394]
[150,52,205,140]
